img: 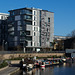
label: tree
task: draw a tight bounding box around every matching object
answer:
[71,30,75,37]
[67,30,75,38]
[65,29,75,49]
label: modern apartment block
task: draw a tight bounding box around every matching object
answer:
[8,7,54,51]
[0,13,9,47]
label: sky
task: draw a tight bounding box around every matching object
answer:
[0,0,75,36]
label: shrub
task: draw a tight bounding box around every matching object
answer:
[0,61,8,68]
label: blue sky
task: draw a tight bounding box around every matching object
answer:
[0,0,75,36]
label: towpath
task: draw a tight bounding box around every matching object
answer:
[0,65,20,75]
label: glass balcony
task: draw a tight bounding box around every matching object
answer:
[20,9,32,15]
[24,15,32,21]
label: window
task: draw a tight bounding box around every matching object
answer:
[47,28,48,32]
[34,27,35,31]
[26,21,32,25]
[31,42,32,46]
[18,21,21,25]
[9,32,14,35]
[1,16,3,20]
[34,22,35,25]
[35,27,38,31]
[23,21,32,25]
[20,31,25,36]
[26,36,32,40]
[34,16,35,20]
[26,31,30,35]
[47,38,49,41]
[34,32,35,36]
[15,15,21,21]
[10,11,15,16]
[20,9,25,14]
[48,18,50,22]
[8,27,14,31]
[34,43,35,46]
[34,11,35,15]
[17,26,22,31]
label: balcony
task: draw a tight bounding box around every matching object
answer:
[26,25,32,31]
[24,15,32,21]
[20,9,32,15]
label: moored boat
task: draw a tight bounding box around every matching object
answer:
[40,62,45,67]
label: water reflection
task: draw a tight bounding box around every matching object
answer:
[14,63,75,75]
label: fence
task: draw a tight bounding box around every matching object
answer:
[0,51,65,54]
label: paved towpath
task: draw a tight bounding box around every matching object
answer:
[0,66,20,75]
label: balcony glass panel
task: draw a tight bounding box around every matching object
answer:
[20,9,26,14]
[26,31,30,35]
[9,32,14,35]
[8,27,14,31]
[25,10,32,14]
[24,15,32,20]
[26,36,32,41]
[17,26,22,31]
[23,21,32,25]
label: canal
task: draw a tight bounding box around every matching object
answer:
[13,63,75,75]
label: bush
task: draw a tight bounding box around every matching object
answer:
[0,61,8,68]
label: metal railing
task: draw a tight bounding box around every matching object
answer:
[0,51,65,54]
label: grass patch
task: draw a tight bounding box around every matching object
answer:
[0,61,8,69]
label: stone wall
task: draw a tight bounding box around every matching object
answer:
[0,53,65,60]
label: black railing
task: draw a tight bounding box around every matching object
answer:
[0,51,65,54]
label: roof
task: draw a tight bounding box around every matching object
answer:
[8,7,54,13]
[0,13,9,16]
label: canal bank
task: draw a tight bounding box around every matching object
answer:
[0,53,65,60]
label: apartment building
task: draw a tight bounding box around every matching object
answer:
[8,7,54,51]
[0,13,9,48]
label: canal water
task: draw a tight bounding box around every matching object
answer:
[13,63,75,75]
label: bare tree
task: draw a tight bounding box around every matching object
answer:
[67,29,75,38]
[71,30,75,37]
